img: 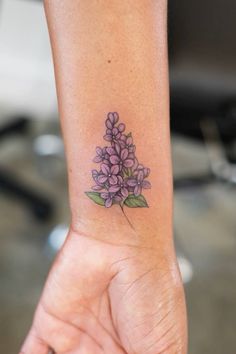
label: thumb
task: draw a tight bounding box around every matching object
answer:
[19,327,51,354]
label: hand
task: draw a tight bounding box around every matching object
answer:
[20,226,187,354]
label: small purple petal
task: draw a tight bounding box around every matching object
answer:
[97,175,108,184]
[108,112,114,123]
[92,172,99,182]
[114,142,121,155]
[121,187,128,198]
[128,153,135,159]
[134,185,141,196]
[113,112,119,123]
[106,147,116,155]
[93,156,102,163]
[96,147,102,155]
[108,112,119,125]
[103,159,110,165]
[104,134,112,141]
[101,164,110,175]
[112,127,119,135]
[101,192,109,199]
[105,198,113,208]
[124,159,134,168]
[119,140,126,149]
[137,170,144,181]
[109,185,120,193]
[118,123,125,132]
[142,180,151,189]
[132,158,139,171]
[127,179,137,187]
[109,175,118,185]
[111,165,119,175]
[143,168,150,177]
[92,185,103,191]
[92,169,98,176]
[114,195,122,202]
[117,175,123,184]
[121,148,129,160]
[129,146,135,153]
[126,136,133,145]
[105,119,113,129]
[110,155,120,164]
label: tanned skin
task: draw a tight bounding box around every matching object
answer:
[20,1,187,353]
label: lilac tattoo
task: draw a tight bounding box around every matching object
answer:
[85,112,151,226]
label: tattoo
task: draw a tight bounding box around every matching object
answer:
[85,112,151,220]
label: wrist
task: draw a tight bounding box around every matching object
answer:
[70,208,175,257]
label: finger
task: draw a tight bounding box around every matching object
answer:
[70,308,125,353]
[69,333,104,354]
[35,303,83,353]
[19,327,50,354]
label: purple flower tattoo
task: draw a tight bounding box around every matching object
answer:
[108,143,134,171]
[127,170,151,196]
[97,163,119,185]
[85,112,151,227]
[109,175,129,198]
[93,147,109,164]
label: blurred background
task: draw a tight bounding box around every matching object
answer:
[0,0,236,353]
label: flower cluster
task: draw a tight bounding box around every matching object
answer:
[87,112,151,208]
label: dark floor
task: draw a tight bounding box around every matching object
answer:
[0,125,235,354]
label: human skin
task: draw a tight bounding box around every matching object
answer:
[20,1,187,353]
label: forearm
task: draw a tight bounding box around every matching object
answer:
[44,0,172,248]
[21,5,187,353]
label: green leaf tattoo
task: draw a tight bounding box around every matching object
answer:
[85,192,105,206]
[124,194,149,208]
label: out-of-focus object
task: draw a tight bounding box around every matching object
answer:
[0,0,56,220]
[0,0,56,119]
[169,0,236,144]
[174,118,236,189]
[169,0,236,186]
[178,256,194,284]
[201,118,236,184]
[34,135,64,158]
[168,0,236,284]
[46,224,69,254]
[33,134,65,178]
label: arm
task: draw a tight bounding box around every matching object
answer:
[45,0,172,244]
[20,1,187,353]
